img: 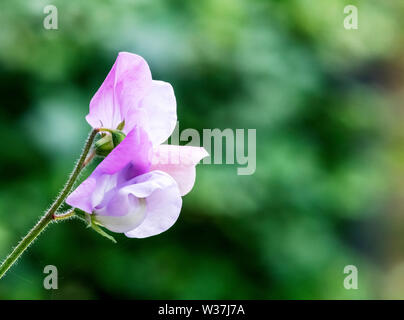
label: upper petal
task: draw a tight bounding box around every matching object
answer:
[85,52,177,147]
[86,52,153,130]
[136,80,177,145]
[150,145,208,196]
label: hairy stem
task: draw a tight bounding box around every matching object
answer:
[82,151,96,168]
[53,209,76,221]
[0,129,98,280]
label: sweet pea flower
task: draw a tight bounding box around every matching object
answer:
[66,53,208,238]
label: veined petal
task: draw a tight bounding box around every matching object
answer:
[150,145,208,196]
[85,52,177,147]
[137,80,177,146]
[86,52,152,131]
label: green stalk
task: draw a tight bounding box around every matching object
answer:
[53,209,76,221]
[0,129,99,280]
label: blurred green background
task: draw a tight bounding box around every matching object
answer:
[0,0,404,299]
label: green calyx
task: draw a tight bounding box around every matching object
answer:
[94,129,126,157]
[89,215,117,243]
[74,209,117,243]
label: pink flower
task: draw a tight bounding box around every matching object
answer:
[66,53,208,238]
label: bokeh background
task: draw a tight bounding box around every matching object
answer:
[0,0,404,299]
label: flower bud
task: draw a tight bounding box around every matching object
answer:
[111,130,126,147]
[95,130,126,157]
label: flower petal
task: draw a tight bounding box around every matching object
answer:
[124,170,182,238]
[66,176,97,213]
[86,52,152,131]
[137,80,177,146]
[150,145,209,196]
[95,196,147,233]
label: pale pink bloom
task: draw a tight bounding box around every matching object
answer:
[67,53,207,238]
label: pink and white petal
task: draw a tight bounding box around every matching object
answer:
[90,173,119,209]
[86,66,119,129]
[115,53,153,124]
[122,105,148,135]
[95,193,147,233]
[86,52,153,131]
[138,80,177,146]
[96,170,174,217]
[123,171,182,238]
[66,176,97,213]
[150,145,208,196]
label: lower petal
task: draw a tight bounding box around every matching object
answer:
[124,170,182,238]
[95,197,147,233]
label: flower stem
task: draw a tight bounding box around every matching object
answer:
[0,129,99,280]
[82,151,96,168]
[98,127,114,133]
[53,209,76,221]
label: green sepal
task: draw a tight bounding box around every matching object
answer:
[94,134,114,157]
[74,209,117,243]
[116,120,125,131]
[73,208,88,222]
[90,215,117,243]
[111,131,126,147]
[94,130,126,157]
